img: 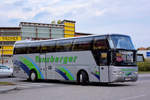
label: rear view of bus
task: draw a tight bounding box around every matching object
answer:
[107,34,138,82]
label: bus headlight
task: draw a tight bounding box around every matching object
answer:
[118,71,124,75]
[112,71,124,75]
[134,71,138,74]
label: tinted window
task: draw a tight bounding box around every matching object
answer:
[0,66,9,69]
[93,36,108,50]
[27,42,40,53]
[14,43,27,54]
[56,39,73,52]
[73,37,93,51]
[41,41,56,53]
[110,35,135,50]
[100,52,108,66]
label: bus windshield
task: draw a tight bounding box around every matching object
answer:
[110,35,135,50]
[109,35,136,66]
[113,50,136,66]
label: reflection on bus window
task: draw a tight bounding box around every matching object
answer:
[100,53,108,66]
[110,35,135,50]
[73,37,93,51]
[56,39,73,52]
[93,36,108,50]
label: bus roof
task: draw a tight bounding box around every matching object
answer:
[15,34,130,44]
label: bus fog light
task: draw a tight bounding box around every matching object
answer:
[134,72,138,74]
[118,71,124,75]
[112,71,124,75]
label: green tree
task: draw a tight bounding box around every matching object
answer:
[57,20,62,24]
[51,20,56,24]
[147,47,150,50]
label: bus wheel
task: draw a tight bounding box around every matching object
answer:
[77,71,89,85]
[29,70,37,82]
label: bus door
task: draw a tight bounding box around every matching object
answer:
[45,53,55,79]
[39,54,47,79]
[99,52,109,82]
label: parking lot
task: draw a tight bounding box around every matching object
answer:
[0,74,150,100]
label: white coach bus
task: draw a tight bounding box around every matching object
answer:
[13,34,138,84]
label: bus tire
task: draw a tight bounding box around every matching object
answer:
[77,71,89,85]
[29,70,37,82]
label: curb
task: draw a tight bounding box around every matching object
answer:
[15,83,56,90]
[0,86,17,93]
[0,83,56,93]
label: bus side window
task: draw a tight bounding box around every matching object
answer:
[41,41,56,53]
[100,52,108,66]
[15,43,27,54]
[14,45,18,54]
[47,41,56,52]
[72,37,93,51]
[56,39,73,52]
[27,42,40,54]
[93,36,108,50]
[40,44,48,53]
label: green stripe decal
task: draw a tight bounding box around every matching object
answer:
[19,56,42,79]
[125,72,132,76]
[57,66,75,80]
[95,70,100,76]
[121,69,136,71]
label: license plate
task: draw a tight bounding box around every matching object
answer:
[125,77,131,81]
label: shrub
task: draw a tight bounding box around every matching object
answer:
[137,59,150,71]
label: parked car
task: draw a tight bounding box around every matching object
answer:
[0,65,13,77]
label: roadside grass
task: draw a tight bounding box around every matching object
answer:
[137,59,150,72]
[138,71,150,74]
[0,82,15,86]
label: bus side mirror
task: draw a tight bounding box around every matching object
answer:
[137,54,144,62]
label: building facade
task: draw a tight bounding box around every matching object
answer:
[138,50,150,59]
[0,20,91,66]
[20,20,76,40]
[0,27,21,66]
[20,22,64,40]
[63,20,75,38]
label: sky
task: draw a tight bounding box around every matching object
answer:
[0,0,150,48]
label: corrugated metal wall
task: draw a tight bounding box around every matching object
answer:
[51,28,64,38]
[21,24,64,40]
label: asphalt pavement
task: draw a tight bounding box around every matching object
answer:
[0,74,150,100]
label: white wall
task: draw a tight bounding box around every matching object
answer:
[138,50,150,59]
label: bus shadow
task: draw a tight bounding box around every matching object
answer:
[21,79,135,87]
[89,82,135,87]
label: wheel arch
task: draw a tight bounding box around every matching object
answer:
[77,69,89,82]
[29,68,38,81]
[30,69,37,75]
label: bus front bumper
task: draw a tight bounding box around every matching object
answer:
[111,71,138,82]
[112,75,138,82]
